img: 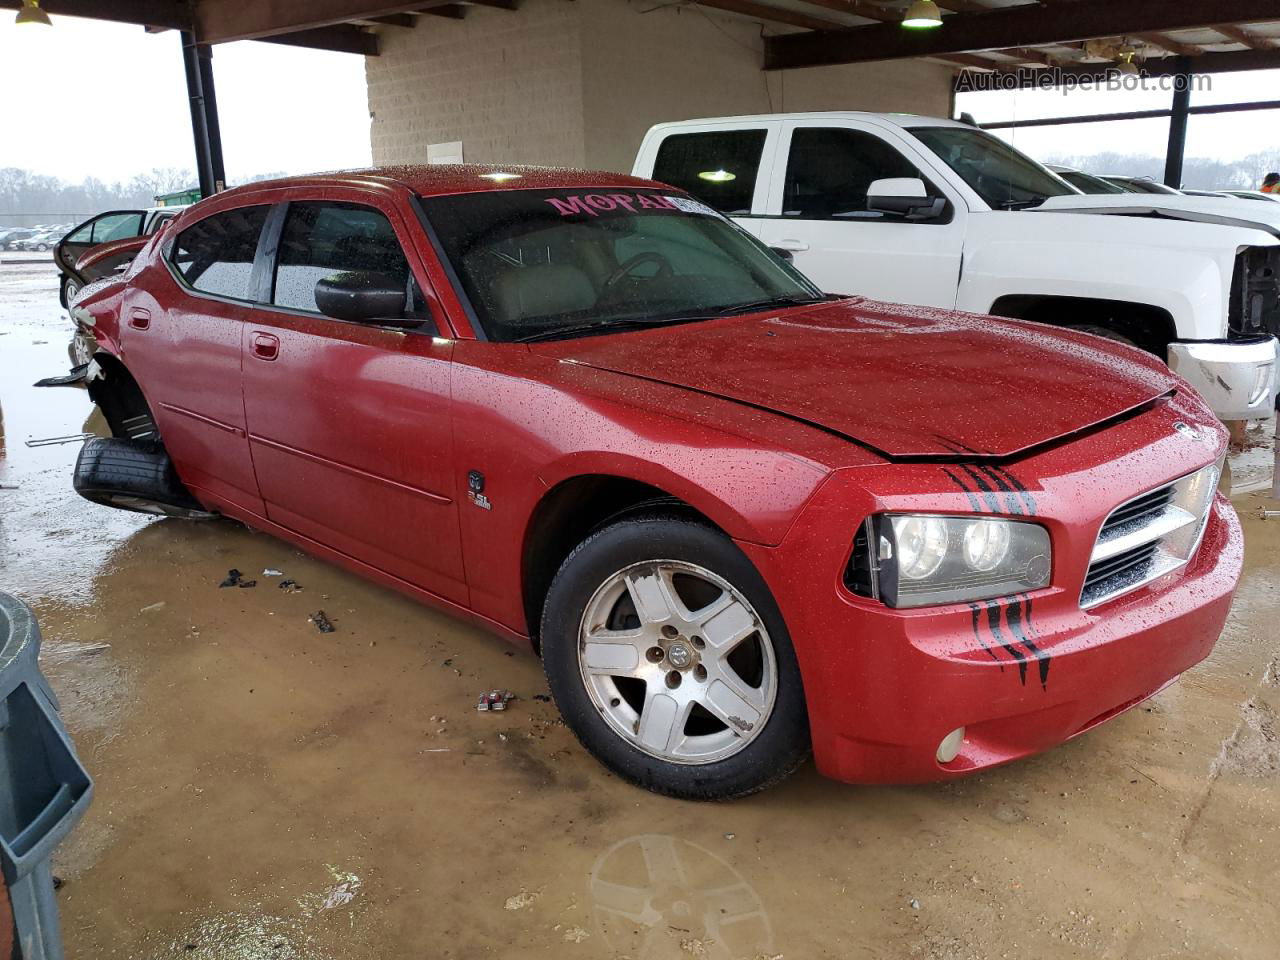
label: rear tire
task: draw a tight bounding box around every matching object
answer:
[540,511,809,800]
[1068,325,1139,349]
[73,437,214,519]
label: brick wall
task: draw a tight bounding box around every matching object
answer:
[365,0,955,173]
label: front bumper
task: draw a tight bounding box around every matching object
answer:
[1168,336,1277,420]
[741,393,1243,784]
[0,593,93,960]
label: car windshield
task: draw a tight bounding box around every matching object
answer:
[908,126,1076,210]
[419,187,823,342]
[1059,170,1127,195]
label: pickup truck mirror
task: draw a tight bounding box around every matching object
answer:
[314,271,426,330]
[866,177,947,220]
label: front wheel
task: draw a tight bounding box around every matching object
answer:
[541,512,809,800]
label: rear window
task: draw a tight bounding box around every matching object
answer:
[171,206,269,300]
[651,130,767,216]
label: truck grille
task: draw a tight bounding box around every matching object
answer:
[1081,463,1219,609]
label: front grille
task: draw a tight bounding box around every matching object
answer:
[1098,485,1172,538]
[1081,467,1217,610]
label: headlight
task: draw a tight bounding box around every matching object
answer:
[861,515,1051,608]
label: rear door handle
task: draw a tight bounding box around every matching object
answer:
[251,332,280,361]
[128,308,151,330]
[773,239,810,252]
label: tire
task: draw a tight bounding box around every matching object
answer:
[73,437,214,519]
[62,276,79,310]
[540,511,810,800]
[36,243,48,252]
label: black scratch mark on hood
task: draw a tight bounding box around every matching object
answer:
[968,602,1004,668]
[987,600,1027,685]
[1006,595,1050,690]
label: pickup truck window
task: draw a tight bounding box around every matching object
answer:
[651,130,766,216]
[171,205,270,301]
[783,127,926,220]
[272,202,412,314]
[420,187,820,342]
[908,126,1074,210]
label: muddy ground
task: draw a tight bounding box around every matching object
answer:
[2,255,1279,960]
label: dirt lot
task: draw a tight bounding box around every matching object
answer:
[2,255,1279,960]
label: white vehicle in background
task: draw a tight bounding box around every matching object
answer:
[1044,164,1128,195]
[633,112,1280,422]
[1225,190,1280,204]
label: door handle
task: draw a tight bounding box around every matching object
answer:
[773,239,810,252]
[128,308,151,330]
[251,332,280,361]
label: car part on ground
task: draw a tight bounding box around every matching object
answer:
[0,592,93,960]
[73,437,214,519]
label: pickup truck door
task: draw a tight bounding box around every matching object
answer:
[239,197,467,605]
[753,120,965,306]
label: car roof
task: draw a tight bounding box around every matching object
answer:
[648,111,974,131]
[213,164,667,201]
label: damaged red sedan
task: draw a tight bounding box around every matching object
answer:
[70,166,1242,799]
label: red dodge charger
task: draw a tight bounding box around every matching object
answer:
[70,165,1242,799]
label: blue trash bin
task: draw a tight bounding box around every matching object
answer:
[0,592,93,960]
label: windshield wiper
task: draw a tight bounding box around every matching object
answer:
[999,196,1048,210]
[514,316,703,343]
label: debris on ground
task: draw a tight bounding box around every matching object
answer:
[24,432,95,448]
[139,601,166,614]
[562,926,590,943]
[909,898,921,911]
[532,693,552,702]
[477,689,515,712]
[310,611,335,633]
[279,579,303,592]
[504,889,541,911]
[0,483,20,490]
[33,364,89,388]
[262,568,284,577]
[237,579,257,589]
[219,569,243,588]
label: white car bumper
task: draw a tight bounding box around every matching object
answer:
[1168,336,1278,421]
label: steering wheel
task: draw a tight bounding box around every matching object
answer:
[603,251,675,290]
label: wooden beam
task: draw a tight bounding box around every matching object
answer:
[955,46,1280,89]
[1137,32,1203,57]
[1215,23,1280,48]
[0,0,189,30]
[193,1,443,44]
[419,4,466,17]
[367,13,416,25]
[256,24,379,55]
[695,0,844,32]
[783,0,896,22]
[464,0,520,8]
[766,0,1280,70]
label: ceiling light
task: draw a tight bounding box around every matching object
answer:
[903,0,943,29]
[1115,48,1140,75]
[15,0,51,25]
[697,169,736,182]
[480,172,521,182]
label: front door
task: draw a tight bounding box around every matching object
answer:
[754,122,966,307]
[240,199,466,604]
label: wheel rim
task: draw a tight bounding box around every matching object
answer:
[577,560,777,765]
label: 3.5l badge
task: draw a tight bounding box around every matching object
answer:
[467,470,491,510]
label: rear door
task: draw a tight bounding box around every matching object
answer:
[642,122,779,238]
[239,193,466,604]
[56,210,145,283]
[754,120,966,305]
[122,204,269,516]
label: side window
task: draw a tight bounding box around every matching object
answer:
[93,212,145,243]
[171,206,270,300]
[782,128,925,220]
[651,130,766,216]
[272,202,413,315]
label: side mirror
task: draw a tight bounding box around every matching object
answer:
[314,271,421,329]
[866,177,947,220]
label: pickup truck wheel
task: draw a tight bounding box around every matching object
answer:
[73,437,215,519]
[540,512,809,800]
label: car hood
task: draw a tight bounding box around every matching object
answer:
[1035,193,1280,237]
[532,298,1177,459]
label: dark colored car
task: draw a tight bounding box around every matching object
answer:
[0,229,37,251]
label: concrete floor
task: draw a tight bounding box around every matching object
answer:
[3,256,1279,960]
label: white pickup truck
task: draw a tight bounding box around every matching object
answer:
[633,112,1280,421]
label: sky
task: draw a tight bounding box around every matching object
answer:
[0,14,372,185]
